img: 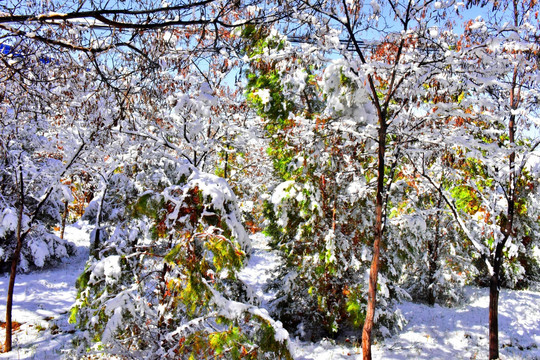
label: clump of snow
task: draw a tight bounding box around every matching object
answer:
[271,180,296,205]
[28,238,50,268]
[254,88,272,104]
[101,307,123,344]
[1,207,19,231]
[89,255,122,285]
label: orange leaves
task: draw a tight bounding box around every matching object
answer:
[370,35,418,64]
[464,19,474,32]
[454,117,466,127]
[314,116,329,131]
[372,41,400,61]
[244,220,261,234]
[0,321,23,332]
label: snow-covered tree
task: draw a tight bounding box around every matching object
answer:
[0,35,125,350]
[404,1,540,357]
[242,2,492,356]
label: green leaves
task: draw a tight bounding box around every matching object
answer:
[132,193,165,220]
[451,185,479,214]
[345,286,366,328]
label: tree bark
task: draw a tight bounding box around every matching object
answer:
[60,199,69,240]
[427,236,438,306]
[488,263,500,359]
[362,120,387,360]
[427,195,443,306]
[489,241,506,359]
[5,169,24,353]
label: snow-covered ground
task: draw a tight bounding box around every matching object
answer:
[240,233,540,360]
[288,286,540,360]
[0,223,91,359]
[1,228,539,359]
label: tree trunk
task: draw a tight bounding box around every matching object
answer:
[489,241,506,360]
[489,27,518,355]
[223,144,229,180]
[427,195,443,306]
[5,170,24,353]
[427,241,437,306]
[362,120,387,360]
[488,270,500,359]
[91,181,108,257]
[60,200,69,240]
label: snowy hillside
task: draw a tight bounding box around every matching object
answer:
[2,227,537,359]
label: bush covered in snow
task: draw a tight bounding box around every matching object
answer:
[0,191,76,273]
[70,161,292,359]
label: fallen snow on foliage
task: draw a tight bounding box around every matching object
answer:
[89,254,121,285]
[0,229,539,359]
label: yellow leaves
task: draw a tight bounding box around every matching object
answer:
[240,345,251,357]
[457,91,465,104]
[206,234,245,272]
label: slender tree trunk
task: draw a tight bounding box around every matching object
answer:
[427,195,443,306]
[223,144,229,180]
[427,238,438,306]
[349,5,410,358]
[489,251,502,360]
[362,120,387,360]
[60,200,69,240]
[5,169,24,353]
[489,242,506,359]
[488,40,518,356]
[91,182,108,257]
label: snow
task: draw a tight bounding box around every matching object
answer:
[254,88,272,105]
[28,239,50,268]
[101,307,123,344]
[240,234,540,360]
[37,12,68,19]
[0,228,539,359]
[271,180,296,205]
[238,232,281,307]
[1,207,19,232]
[0,223,91,359]
[89,255,121,285]
[370,0,380,14]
